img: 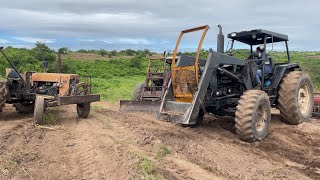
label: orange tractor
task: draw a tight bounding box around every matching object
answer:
[0,47,100,124]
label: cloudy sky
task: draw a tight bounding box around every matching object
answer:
[0,0,319,51]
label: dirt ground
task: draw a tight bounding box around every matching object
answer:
[0,102,320,180]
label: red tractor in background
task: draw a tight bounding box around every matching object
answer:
[313,93,320,117]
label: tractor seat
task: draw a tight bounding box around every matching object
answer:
[7,69,22,80]
[264,57,274,78]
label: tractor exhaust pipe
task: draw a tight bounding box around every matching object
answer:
[217,25,224,53]
[57,49,62,73]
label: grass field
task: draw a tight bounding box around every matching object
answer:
[1,47,320,101]
[61,55,148,101]
[61,52,133,61]
[59,51,320,101]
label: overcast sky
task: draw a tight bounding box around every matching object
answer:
[0,0,319,51]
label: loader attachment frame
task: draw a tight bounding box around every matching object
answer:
[120,100,162,112]
[119,53,171,112]
[171,25,209,102]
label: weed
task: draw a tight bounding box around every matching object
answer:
[43,110,56,124]
[156,145,171,159]
[147,174,158,180]
[127,151,158,178]
[140,158,156,175]
[92,105,105,111]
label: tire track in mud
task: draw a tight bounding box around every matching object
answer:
[0,116,48,179]
[161,113,320,179]
[69,115,133,180]
[1,105,132,179]
[253,123,320,179]
[0,119,45,152]
[70,120,101,179]
[210,113,320,179]
[1,103,319,179]
[96,109,226,179]
[76,145,99,179]
[97,109,316,179]
[191,116,320,179]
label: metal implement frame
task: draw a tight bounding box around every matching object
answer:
[171,25,209,101]
[119,100,162,112]
[55,95,100,106]
[140,56,169,101]
[45,94,100,107]
[119,54,171,112]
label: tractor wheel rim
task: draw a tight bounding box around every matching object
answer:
[298,84,311,116]
[256,104,267,132]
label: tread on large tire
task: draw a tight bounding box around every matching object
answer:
[0,81,7,111]
[278,71,313,125]
[34,96,45,125]
[132,83,145,101]
[235,90,271,142]
[14,102,34,114]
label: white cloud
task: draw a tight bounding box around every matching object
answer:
[9,44,34,49]
[160,39,170,45]
[0,39,11,44]
[0,0,319,50]
[12,36,56,43]
[79,39,97,42]
[102,38,154,45]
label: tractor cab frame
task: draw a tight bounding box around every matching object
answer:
[226,29,300,98]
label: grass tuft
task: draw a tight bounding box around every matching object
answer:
[43,110,56,124]
[127,151,158,178]
[156,145,171,159]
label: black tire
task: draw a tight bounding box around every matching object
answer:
[235,90,271,142]
[77,103,90,118]
[278,71,313,125]
[0,81,7,111]
[34,96,45,125]
[14,102,34,113]
[132,83,145,101]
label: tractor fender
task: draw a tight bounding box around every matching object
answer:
[270,63,301,89]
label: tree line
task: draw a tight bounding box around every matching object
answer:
[0,42,154,77]
[59,47,154,57]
